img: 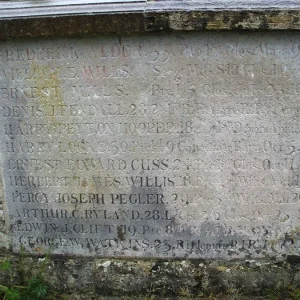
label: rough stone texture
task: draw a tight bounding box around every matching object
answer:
[2,10,300,39]
[0,254,299,298]
[0,11,299,40]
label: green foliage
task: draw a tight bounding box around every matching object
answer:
[25,276,49,300]
[267,287,300,300]
[0,261,11,272]
[289,289,300,300]
[0,286,21,300]
[0,247,50,300]
[266,289,279,300]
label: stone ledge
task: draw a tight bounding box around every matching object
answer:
[0,255,299,298]
[1,5,300,39]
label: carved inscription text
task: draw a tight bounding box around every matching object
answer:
[1,33,300,258]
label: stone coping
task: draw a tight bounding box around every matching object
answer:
[1,0,300,18]
[0,1,300,38]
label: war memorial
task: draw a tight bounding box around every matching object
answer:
[0,0,300,298]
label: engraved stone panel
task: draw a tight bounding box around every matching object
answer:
[1,32,300,258]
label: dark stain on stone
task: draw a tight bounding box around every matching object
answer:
[259,15,270,30]
[0,14,144,40]
[150,262,161,272]
[229,11,248,29]
[223,15,230,24]
[145,13,170,32]
[281,233,294,248]
[145,16,156,31]
[117,225,126,241]
[287,255,300,265]
[199,19,208,30]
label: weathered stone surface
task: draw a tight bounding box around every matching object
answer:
[2,11,300,40]
[1,32,300,259]
[1,254,298,298]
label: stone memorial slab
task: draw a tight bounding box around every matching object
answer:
[1,32,300,258]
